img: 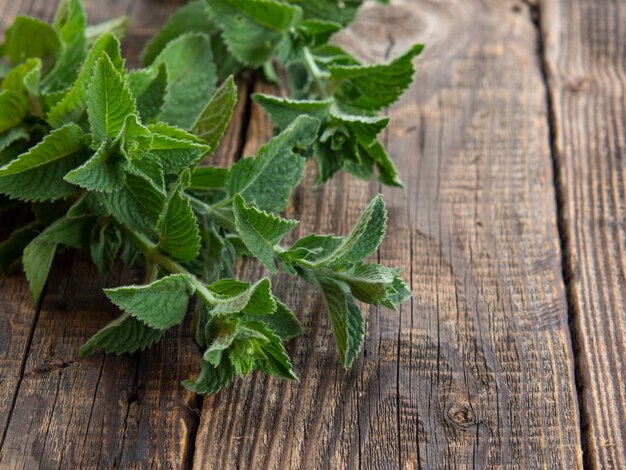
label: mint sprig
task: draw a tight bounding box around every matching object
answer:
[0,0,413,395]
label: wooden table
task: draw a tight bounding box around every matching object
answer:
[0,0,624,468]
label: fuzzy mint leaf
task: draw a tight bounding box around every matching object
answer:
[189,166,228,191]
[141,0,214,66]
[1,16,61,72]
[156,170,201,262]
[64,140,126,192]
[79,312,164,356]
[146,123,210,174]
[104,274,195,330]
[330,43,424,113]
[317,276,364,368]
[183,355,233,394]
[47,33,123,127]
[323,194,388,264]
[100,172,166,235]
[207,0,301,67]
[151,33,217,129]
[232,194,298,272]
[85,16,128,45]
[127,64,168,124]
[226,115,319,212]
[43,0,88,92]
[0,123,85,202]
[90,218,122,276]
[192,75,238,151]
[209,278,276,316]
[0,90,29,134]
[87,52,137,141]
[244,299,303,340]
[22,216,90,302]
[252,94,332,130]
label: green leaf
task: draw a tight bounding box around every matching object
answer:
[244,299,303,340]
[64,141,126,192]
[182,355,233,394]
[252,94,332,130]
[48,33,123,127]
[85,16,128,45]
[156,170,201,262]
[141,0,214,66]
[207,0,301,66]
[189,166,228,191]
[22,235,57,303]
[127,64,168,123]
[237,320,297,379]
[207,278,275,315]
[232,194,298,272]
[0,222,39,274]
[100,172,166,235]
[0,123,85,202]
[318,276,364,368]
[226,115,319,211]
[325,194,387,264]
[115,114,153,160]
[151,33,217,129]
[87,52,137,141]
[330,43,424,113]
[79,312,164,356]
[43,0,88,91]
[22,216,90,302]
[147,123,210,174]
[0,90,29,134]
[285,0,365,26]
[1,16,61,71]
[104,274,195,330]
[192,75,238,151]
[90,218,122,276]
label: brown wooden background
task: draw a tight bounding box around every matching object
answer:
[1,0,625,468]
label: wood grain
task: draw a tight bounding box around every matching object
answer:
[540,0,626,467]
[191,0,583,468]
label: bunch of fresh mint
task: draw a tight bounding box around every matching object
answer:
[0,0,417,395]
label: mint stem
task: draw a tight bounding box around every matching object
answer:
[121,225,218,304]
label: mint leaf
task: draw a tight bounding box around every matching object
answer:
[0,90,29,134]
[90,218,122,276]
[128,64,168,123]
[104,274,195,330]
[64,141,126,192]
[79,312,165,356]
[0,123,85,202]
[151,33,217,129]
[325,194,387,264]
[209,278,276,316]
[244,299,303,340]
[85,16,128,45]
[48,33,123,127]
[1,16,61,71]
[252,94,332,129]
[226,115,319,211]
[0,223,39,274]
[147,122,210,174]
[22,236,57,304]
[189,166,228,191]
[182,355,233,394]
[156,170,201,262]
[43,0,88,91]
[87,52,137,141]
[206,0,301,66]
[330,44,424,113]
[317,276,364,368]
[232,194,298,272]
[192,75,238,151]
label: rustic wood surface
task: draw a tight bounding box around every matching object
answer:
[540,0,626,467]
[0,0,623,468]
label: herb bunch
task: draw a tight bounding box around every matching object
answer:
[0,0,415,395]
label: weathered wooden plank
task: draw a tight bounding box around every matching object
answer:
[192,0,583,468]
[540,0,626,467]
[0,1,243,468]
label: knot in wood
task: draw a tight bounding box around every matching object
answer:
[447,403,475,429]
